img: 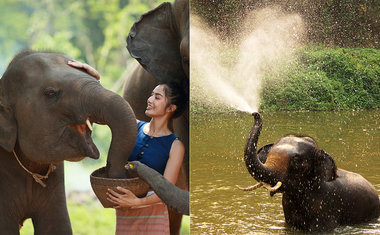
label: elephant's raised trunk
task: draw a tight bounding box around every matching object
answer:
[85,85,137,178]
[244,112,279,186]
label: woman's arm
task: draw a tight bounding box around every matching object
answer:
[107,139,185,208]
[163,139,185,185]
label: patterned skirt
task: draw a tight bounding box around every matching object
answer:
[115,202,170,235]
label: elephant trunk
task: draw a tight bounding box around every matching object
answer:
[244,112,279,186]
[85,85,137,178]
[126,161,189,215]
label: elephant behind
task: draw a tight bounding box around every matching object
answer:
[122,0,189,233]
[0,50,137,234]
[242,112,380,232]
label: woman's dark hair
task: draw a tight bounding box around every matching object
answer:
[161,82,188,119]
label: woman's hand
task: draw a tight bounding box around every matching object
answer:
[107,187,142,209]
[68,59,100,81]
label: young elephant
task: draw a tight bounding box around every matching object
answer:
[0,50,137,234]
[242,112,380,232]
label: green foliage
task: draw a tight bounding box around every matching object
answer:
[19,200,114,235]
[261,47,380,111]
[20,200,190,234]
[68,201,115,235]
[181,215,190,234]
[191,0,379,48]
[0,0,170,93]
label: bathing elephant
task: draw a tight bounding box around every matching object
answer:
[123,0,189,233]
[0,50,137,234]
[126,161,189,215]
[242,112,380,232]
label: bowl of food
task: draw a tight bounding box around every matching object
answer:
[90,166,150,208]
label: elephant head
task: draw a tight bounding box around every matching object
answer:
[126,0,189,87]
[244,112,337,195]
[0,50,136,178]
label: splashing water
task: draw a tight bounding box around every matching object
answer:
[191,7,305,113]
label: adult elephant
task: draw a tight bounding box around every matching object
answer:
[0,50,137,234]
[126,161,189,215]
[242,112,380,232]
[122,0,189,233]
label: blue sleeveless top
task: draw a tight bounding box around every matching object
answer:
[128,121,178,175]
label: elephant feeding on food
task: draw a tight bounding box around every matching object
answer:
[241,112,380,232]
[0,50,137,234]
[123,0,189,233]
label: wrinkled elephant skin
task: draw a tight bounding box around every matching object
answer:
[0,50,137,234]
[243,112,380,232]
[123,0,189,233]
[126,161,189,215]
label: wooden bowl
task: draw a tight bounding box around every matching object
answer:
[90,167,150,208]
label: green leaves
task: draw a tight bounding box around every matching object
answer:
[1,0,170,93]
[261,47,380,111]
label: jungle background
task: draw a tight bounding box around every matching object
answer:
[0,0,190,234]
[191,0,379,111]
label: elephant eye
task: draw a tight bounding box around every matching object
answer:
[43,87,60,99]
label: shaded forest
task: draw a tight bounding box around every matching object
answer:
[0,0,169,91]
[191,0,379,48]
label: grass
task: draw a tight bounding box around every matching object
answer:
[20,199,190,234]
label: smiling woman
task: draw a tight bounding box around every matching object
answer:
[70,60,187,235]
[107,83,186,235]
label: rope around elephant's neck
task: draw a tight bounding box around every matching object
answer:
[12,150,56,188]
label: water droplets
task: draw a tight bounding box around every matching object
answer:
[191,8,304,113]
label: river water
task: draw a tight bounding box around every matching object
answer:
[190,110,380,234]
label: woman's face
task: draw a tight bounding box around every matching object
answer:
[145,85,171,118]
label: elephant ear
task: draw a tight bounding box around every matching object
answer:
[257,143,273,163]
[314,150,337,182]
[126,2,186,85]
[0,99,17,152]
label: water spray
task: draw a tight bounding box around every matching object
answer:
[190,8,304,113]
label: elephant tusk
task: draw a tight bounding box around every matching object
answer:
[236,182,264,191]
[237,181,282,192]
[262,181,282,192]
[86,119,93,131]
[268,181,282,192]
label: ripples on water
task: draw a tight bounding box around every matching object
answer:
[191,110,380,234]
